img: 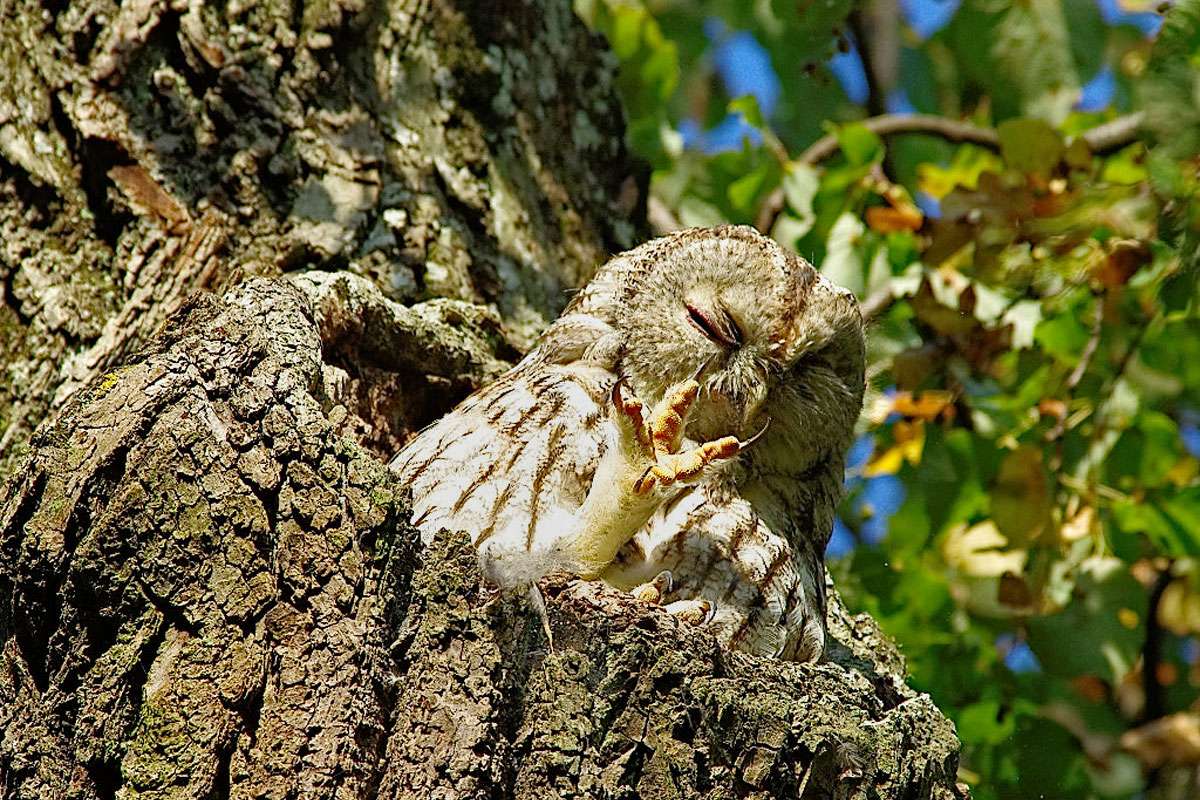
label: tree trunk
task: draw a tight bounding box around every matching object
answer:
[0,0,965,797]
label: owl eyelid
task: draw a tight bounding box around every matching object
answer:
[686,302,740,348]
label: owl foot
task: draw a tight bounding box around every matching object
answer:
[630,569,674,604]
[610,378,745,496]
[629,570,715,627]
[662,599,716,626]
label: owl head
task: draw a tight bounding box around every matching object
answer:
[553,225,865,469]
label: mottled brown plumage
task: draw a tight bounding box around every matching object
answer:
[392,225,865,660]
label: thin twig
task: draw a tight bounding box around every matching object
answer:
[859,282,898,322]
[1047,293,1104,452]
[1084,112,1145,155]
[799,114,1001,166]
[647,195,683,235]
[1067,301,1105,391]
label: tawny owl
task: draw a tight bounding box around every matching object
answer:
[391,225,864,660]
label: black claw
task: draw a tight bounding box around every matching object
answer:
[739,417,772,449]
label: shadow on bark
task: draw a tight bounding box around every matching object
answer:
[1,275,965,799]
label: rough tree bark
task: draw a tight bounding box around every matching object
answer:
[0,0,966,797]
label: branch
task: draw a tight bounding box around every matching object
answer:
[800,114,1000,166]
[859,281,899,322]
[647,195,684,236]
[754,112,1145,233]
[1085,112,1146,155]
[1142,566,1174,724]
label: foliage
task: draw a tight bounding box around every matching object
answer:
[577,1,1200,797]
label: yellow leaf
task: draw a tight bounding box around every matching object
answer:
[866,204,923,233]
[917,146,1004,199]
[864,420,925,476]
[892,390,956,421]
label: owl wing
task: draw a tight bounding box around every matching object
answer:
[391,356,613,563]
[603,486,827,661]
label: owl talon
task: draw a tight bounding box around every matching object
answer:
[650,379,700,456]
[664,599,715,627]
[631,569,675,604]
[612,378,654,459]
[615,376,749,497]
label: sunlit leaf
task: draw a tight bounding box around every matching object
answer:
[1002,301,1043,349]
[1120,712,1200,769]
[728,94,767,130]
[864,420,925,477]
[942,521,1027,578]
[917,145,1004,200]
[892,390,955,421]
[837,123,884,166]
[998,119,1065,176]
[822,212,866,295]
[1156,579,1200,635]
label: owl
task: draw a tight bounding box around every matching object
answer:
[391,225,865,660]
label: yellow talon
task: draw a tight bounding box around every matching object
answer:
[650,379,699,456]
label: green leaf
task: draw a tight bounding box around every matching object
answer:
[726,162,772,215]
[1107,411,1182,489]
[997,119,1065,176]
[728,94,766,130]
[1160,491,1200,557]
[837,123,884,166]
[1139,0,1200,161]
[991,446,1052,546]
[1034,312,1090,363]
[608,5,645,59]
[771,214,812,251]
[821,212,865,295]
[1112,493,1200,558]
[957,699,1017,746]
[782,163,819,222]
[1026,557,1146,683]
